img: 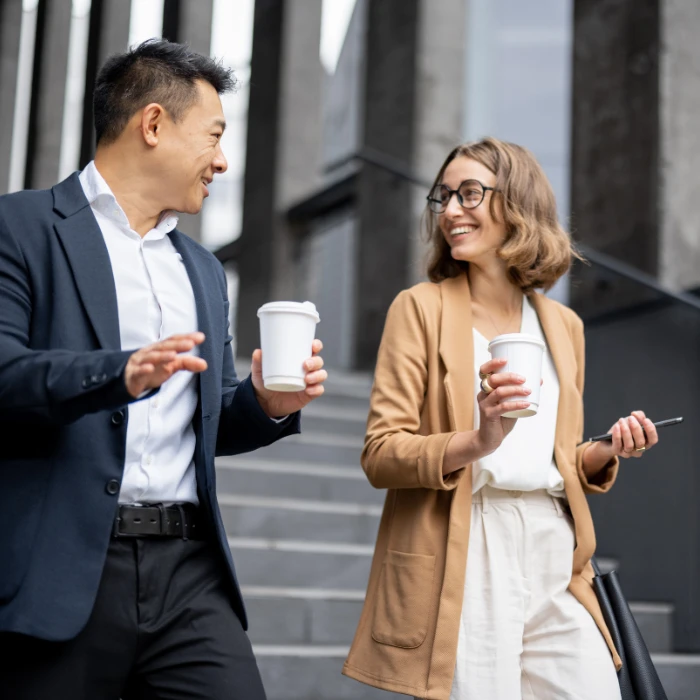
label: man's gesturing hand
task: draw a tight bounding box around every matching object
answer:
[124,333,208,398]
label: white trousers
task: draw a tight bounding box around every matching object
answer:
[447,486,621,700]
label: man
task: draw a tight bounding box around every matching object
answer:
[0,39,326,699]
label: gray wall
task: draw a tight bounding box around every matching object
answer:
[583,298,700,651]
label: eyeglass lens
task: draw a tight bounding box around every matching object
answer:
[429,180,485,212]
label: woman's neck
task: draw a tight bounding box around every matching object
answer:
[467,261,522,315]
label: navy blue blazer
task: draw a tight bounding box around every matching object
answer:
[0,173,300,641]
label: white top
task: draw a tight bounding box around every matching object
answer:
[471,295,564,496]
[79,161,201,504]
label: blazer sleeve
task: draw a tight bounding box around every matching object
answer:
[0,206,136,424]
[571,310,619,494]
[361,289,459,491]
[215,265,300,456]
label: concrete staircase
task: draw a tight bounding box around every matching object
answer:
[219,367,700,700]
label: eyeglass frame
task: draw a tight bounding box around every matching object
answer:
[426,179,498,213]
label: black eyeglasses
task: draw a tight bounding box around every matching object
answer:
[426,179,497,214]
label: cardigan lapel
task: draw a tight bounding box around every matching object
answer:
[529,292,577,471]
[530,292,596,566]
[438,274,475,433]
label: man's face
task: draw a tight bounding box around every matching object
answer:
[156,80,228,214]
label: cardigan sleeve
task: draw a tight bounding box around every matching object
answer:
[571,310,619,494]
[361,289,460,491]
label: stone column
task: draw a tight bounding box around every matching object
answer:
[236,0,323,357]
[80,0,132,168]
[25,0,73,190]
[570,0,660,316]
[161,0,215,242]
[571,0,700,652]
[352,0,421,369]
[0,0,24,194]
[659,0,700,293]
[410,0,468,284]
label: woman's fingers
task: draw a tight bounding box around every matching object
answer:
[486,372,527,389]
[618,417,636,454]
[478,357,507,377]
[641,416,659,447]
[483,383,531,404]
[478,382,531,420]
[627,415,646,449]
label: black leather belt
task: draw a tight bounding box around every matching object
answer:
[113,503,207,540]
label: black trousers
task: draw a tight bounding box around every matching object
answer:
[1,537,266,700]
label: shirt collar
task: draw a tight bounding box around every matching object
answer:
[78,160,179,238]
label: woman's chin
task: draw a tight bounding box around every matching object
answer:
[450,245,474,263]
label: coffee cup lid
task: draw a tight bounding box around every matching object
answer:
[487,332,545,352]
[257,301,320,323]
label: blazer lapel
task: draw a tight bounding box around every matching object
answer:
[168,231,216,418]
[438,274,475,433]
[52,174,121,350]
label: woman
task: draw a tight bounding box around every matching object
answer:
[342,137,659,700]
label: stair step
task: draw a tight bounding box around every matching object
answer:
[300,403,368,437]
[219,494,381,544]
[247,432,363,466]
[230,537,373,589]
[244,586,363,645]
[629,602,674,653]
[215,458,386,504]
[244,586,674,653]
[234,358,373,400]
[652,654,700,700]
[253,646,405,700]
[254,646,700,700]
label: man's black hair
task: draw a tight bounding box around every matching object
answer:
[93,38,235,145]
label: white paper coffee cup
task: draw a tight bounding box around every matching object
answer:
[257,301,320,392]
[487,333,546,418]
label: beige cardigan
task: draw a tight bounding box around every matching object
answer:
[342,274,620,700]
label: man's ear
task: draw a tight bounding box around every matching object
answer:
[140,103,165,147]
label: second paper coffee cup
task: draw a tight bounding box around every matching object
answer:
[257,301,320,392]
[487,333,545,418]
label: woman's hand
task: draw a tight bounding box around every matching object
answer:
[475,357,531,456]
[586,410,659,464]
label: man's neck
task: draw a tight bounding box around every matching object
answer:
[93,153,163,237]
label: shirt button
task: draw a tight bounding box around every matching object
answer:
[105,479,120,495]
[111,410,125,426]
[152,398,159,408]
[145,455,153,466]
[509,490,523,498]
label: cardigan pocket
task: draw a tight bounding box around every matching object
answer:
[371,550,436,648]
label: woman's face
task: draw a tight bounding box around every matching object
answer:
[438,156,506,266]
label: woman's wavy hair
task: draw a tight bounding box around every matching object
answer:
[424,137,582,292]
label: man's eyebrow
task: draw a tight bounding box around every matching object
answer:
[213,118,227,132]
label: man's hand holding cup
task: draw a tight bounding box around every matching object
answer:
[251,339,327,419]
[252,301,327,419]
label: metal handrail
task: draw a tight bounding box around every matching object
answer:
[326,148,700,314]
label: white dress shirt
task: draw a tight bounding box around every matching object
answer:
[471,295,565,496]
[79,161,200,504]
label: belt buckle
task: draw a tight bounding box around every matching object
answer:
[112,505,148,538]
